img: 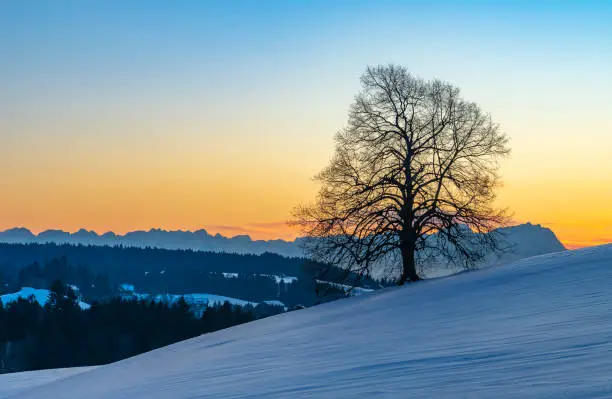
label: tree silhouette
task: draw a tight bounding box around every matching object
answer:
[46,279,65,310]
[295,64,510,284]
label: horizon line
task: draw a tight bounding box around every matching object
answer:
[0,223,601,250]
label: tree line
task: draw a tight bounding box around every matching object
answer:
[0,244,382,307]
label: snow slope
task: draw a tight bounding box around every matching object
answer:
[6,245,612,398]
[0,368,95,398]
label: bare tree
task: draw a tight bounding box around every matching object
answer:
[294,65,510,284]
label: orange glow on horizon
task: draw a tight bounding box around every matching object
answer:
[0,153,608,248]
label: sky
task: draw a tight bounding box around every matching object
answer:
[0,1,610,248]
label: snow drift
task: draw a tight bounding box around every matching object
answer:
[4,245,611,398]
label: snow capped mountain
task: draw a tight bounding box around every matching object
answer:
[4,245,611,398]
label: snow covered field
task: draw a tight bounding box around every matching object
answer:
[131,292,259,308]
[315,280,375,296]
[3,245,612,398]
[0,287,91,310]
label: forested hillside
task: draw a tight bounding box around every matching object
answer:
[0,243,380,374]
[0,243,380,308]
[0,280,256,373]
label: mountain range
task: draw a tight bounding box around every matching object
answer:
[0,223,565,263]
[0,227,304,257]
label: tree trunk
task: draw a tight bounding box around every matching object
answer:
[399,232,420,284]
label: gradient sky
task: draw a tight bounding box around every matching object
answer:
[0,1,610,248]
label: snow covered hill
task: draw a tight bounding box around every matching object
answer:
[4,245,611,398]
[129,291,263,317]
[117,283,284,315]
[0,287,91,310]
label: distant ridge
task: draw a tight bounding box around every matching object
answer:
[0,227,306,257]
[0,223,565,264]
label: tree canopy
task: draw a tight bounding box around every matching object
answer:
[295,64,510,283]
